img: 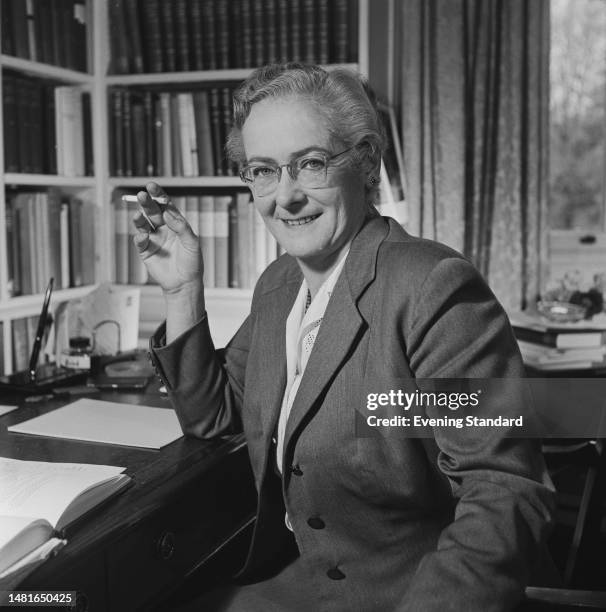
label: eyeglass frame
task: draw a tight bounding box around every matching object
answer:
[238,144,361,196]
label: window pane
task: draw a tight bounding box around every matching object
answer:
[549,0,606,230]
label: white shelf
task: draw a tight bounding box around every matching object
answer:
[108,176,244,189]
[0,55,94,85]
[0,285,97,319]
[138,284,253,300]
[105,63,360,87]
[3,174,97,188]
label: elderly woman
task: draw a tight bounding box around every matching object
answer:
[140,64,553,611]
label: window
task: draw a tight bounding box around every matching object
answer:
[549,0,606,230]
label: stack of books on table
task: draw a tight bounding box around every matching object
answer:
[509,311,606,371]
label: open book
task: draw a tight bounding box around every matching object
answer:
[0,457,130,584]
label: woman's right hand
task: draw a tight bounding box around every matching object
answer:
[132,182,203,296]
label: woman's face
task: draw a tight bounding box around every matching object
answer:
[241,97,368,269]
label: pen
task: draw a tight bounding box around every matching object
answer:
[122,194,170,231]
[29,278,54,381]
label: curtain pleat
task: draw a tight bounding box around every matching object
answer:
[398,0,549,311]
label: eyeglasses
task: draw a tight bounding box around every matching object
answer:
[239,145,358,197]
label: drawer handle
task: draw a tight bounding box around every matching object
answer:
[155,531,176,560]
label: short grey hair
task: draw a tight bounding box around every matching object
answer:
[226,63,387,205]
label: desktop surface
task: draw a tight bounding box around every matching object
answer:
[0,386,257,612]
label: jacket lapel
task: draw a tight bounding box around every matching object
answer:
[282,216,390,459]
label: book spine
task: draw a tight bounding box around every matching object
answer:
[209,88,223,176]
[170,93,183,176]
[131,97,146,176]
[61,0,76,70]
[54,86,65,175]
[123,90,133,177]
[2,75,20,173]
[30,81,44,174]
[317,0,329,64]
[59,201,71,288]
[229,0,243,67]
[73,0,87,72]
[193,90,215,176]
[214,195,230,288]
[332,0,348,63]
[124,0,145,73]
[141,0,164,72]
[221,87,234,175]
[228,198,240,288]
[10,0,30,59]
[153,92,164,176]
[5,194,16,296]
[289,0,302,61]
[143,91,155,176]
[236,192,252,289]
[276,0,289,61]
[189,0,205,70]
[71,88,85,176]
[175,0,191,71]
[16,78,32,173]
[176,93,195,177]
[239,0,253,67]
[215,0,230,69]
[108,0,130,73]
[113,193,129,284]
[251,0,265,66]
[159,92,173,176]
[301,0,316,63]
[47,190,63,289]
[68,197,83,286]
[43,84,57,174]
[26,0,37,61]
[201,0,217,69]
[160,0,177,72]
[82,92,94,176]
[111,90,125,177]
[199,195,216,288]
[2,0,14,56]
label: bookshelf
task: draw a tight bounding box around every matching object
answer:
[0,0,381,375]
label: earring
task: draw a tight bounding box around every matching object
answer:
[368,176,378,185]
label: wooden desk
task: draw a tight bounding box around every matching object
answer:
[0,388,257,612]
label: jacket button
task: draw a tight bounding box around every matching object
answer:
[290,464,303,476]
[326,568,345,580]
[307,517,325,529]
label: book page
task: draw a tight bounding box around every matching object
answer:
[0,457,124,527]
[0,537,66,595]
[8,399,183,449]
[0,516,53,575]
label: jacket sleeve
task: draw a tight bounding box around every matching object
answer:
[148,311,252,439]
[400,257,555,612]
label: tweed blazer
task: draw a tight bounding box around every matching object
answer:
[151,216,554,612]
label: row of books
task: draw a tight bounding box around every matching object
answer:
[3,76,93,176]
[109,0,358,75]
[114,191,279,289]
[510,311,606,371]
[5,190,96,297]
[109,87,236,178]
[1,0,88,72]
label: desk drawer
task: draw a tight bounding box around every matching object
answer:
[107,448,256,611]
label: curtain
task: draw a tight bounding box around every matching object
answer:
[398,0,549,311]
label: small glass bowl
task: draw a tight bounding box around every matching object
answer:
[537,301,587,323]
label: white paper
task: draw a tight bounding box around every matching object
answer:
[0,457,125,527]
[0,406,17,418]
[8,399,183,450]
